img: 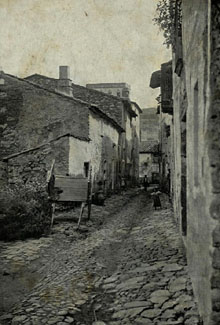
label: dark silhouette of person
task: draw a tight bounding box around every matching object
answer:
[143,175,149,191]
[151,188,162,210]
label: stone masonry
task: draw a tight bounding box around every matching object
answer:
[0,73,89,162]
[170,1,220,324]
[0,190,201,325]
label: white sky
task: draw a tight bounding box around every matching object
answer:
[0,0,171,108]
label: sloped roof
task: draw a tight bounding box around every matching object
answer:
[139,141,159,153]
[3,73,124,134]
[70,83,137,120]
[70,82,124,125]
[131,101,142,113]
[25,74,137,127]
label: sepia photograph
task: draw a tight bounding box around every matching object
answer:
[0,0,219,324]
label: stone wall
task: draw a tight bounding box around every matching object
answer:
[89,112,120,193]
[5,113,121,195]
[172,59,187,234]
[1,72,132,194]
[0,73,89,161]
[69,138,90,178]
[159,112,172,191]
[0,161,7,187]
[124,109,140,185]
[6,136,70,186]
[209,2,220,324]
[25,74,123,128]
[0,83,23,158]
[175,1,218,323]
[69,111,121,194]
[25,72,141,186]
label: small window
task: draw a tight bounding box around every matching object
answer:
[84,162,89,178]
[117,90,120,97]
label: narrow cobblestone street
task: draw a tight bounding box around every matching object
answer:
[0,190,201,325]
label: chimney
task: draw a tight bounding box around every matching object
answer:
[56,66,72,97]
[122,84,130,99]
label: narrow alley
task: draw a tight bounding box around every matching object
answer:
[0,190,200,325]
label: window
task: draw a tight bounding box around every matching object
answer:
[84,162,89,178]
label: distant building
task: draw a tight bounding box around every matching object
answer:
[139,107,159,182]
[86,82,130,99]
[139,141,160,183]
[150,61,173,193]
[140,108,159,142]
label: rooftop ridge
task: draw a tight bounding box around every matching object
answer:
[4,73,124,131]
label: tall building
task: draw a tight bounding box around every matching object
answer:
[140,108,159,142]
[86,83,130,99]
[150,2,220,324]
[139,107,160,182]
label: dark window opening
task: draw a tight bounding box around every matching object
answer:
[194,82,199,186]
[84,162,89,178]
[181,119,187,236]
[181,175,187,236]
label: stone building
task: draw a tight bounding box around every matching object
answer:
[171,2,220,323]
[139,141,160,183]
[26,68,141,187]
[140,107,159,142]
[152,1,220,324]
[86,82,130,99]
[150,62,173,193]
[0,70,124,195]
[139,107,160,182]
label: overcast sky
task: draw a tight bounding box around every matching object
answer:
[0,0,171,108]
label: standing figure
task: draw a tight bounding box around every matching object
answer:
[121,177,126,190]
[151,188,162,210]
[143,175,149,192]
[95,181,105,206]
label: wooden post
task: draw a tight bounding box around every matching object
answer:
[77,202,85,229]
[87,165,92,220]
[47,160,56,230]
[50,203,55,229]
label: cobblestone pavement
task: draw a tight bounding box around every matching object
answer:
[0,189,201,325]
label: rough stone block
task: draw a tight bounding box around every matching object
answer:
[212,288,220,302]
[210,199,220,220]
[213,249,220,269]
[211,168,220,192]
[211,270,220,288]
[211,311,220,323]
[213,226,220,247]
